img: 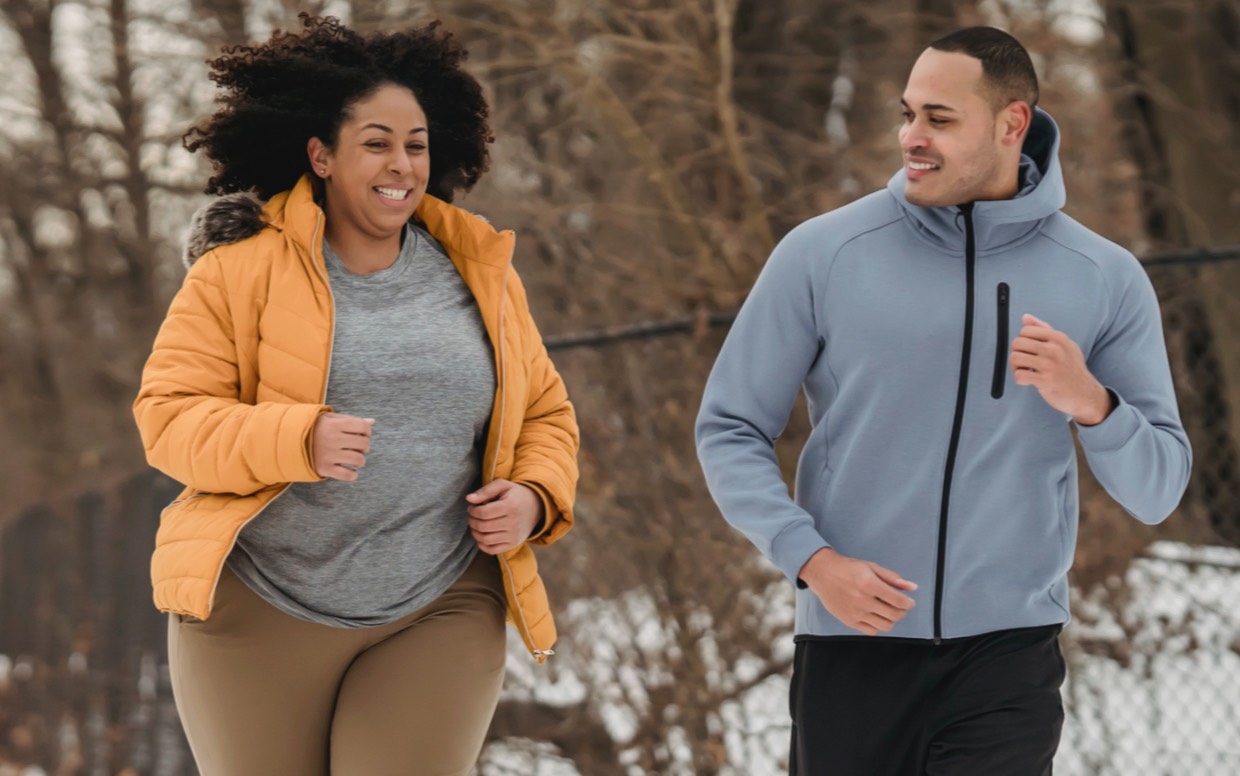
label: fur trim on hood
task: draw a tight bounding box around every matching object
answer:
[182,192,267,268]
[181,185,498,270]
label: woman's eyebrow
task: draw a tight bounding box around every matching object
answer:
[359,123,428,134]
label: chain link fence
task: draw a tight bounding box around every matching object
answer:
[1060,545,1240,775]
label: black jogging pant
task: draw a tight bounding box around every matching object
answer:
[790,624,1065,776]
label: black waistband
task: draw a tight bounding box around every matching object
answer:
[792,622,1064,646]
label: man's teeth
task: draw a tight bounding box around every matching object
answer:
[909,162,939,171]
[374,186,410,200]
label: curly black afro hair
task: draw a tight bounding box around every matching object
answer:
[184,14,493,202]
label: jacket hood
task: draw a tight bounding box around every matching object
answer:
[886,107,1065,255]
[181,174,514,269]
[182,191,266,268]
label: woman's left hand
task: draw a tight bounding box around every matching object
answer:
[466,479,545,555]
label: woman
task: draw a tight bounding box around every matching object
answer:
[133,15,578,775]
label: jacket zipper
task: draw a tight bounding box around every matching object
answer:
[991,282,1010,399]
[934,203,976,644]
[204,211,334,613]
[487,250,553,662]
[165,491,209,510]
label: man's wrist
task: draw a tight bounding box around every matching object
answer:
[798,546,838,585]
[1074,384,1116,427]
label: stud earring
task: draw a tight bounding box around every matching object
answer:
[319,168,327,176]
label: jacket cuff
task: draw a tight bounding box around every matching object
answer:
[516,480,555,542]
[1076,388,1140,453]
[284,404,332,482]
[769,520,830,588]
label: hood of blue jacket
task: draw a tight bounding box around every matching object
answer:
[886,108,1066,255]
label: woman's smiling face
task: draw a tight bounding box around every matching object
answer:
[309,83,430,242]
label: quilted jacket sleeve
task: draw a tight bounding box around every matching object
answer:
[133,250,329,495]
[505,271,579,548]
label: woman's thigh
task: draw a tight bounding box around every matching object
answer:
[330,552,508,776]
[168,565,359,776]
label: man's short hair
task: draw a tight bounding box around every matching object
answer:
[928,26,1039,111]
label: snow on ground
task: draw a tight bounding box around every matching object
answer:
[486,542,1240,775]
[478,740,583,776]
[1058,543,1240,776]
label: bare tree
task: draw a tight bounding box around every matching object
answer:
[2,1,1237,773]
[0,0,221,514]
[1104,0,1240,546]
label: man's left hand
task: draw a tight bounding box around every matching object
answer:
[1011,313,1113,426]
[466,479,545,555]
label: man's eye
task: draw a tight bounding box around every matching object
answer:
[930,118,949,126]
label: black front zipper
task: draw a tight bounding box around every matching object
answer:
[934,203,976,644]
[991,282,1010,399]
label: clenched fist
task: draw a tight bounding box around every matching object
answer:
[311,412,374,481]
[466,479,545,555]
[1010,314,1113,426]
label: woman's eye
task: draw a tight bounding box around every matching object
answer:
[366,141,387,149]
[408,144,426,152]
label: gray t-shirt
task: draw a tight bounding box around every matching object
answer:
[228,223,496,627]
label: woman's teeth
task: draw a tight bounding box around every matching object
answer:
[374,186,410,200]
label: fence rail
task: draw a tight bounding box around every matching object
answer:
[544,246,1240,352]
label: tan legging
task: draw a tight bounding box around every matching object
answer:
[168,551,507,776]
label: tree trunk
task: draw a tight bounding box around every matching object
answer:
[1105,0,1240,545]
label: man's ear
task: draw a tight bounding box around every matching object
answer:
[307,136,331,177]
[999,101,1033,147]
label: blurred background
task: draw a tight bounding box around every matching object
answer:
[0,0,1238,774]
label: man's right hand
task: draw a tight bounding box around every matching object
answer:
[798,547,918,636]
[311,412,374,481]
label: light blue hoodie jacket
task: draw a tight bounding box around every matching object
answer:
[695,110,1191,640]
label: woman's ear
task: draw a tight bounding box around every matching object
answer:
[307,137,331,178]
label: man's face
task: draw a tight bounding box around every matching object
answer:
[899,49,1007,208]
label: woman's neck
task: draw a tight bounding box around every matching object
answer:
[322,213,404,275]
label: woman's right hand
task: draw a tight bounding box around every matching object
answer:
[311,412,374,481]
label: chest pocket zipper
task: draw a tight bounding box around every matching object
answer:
[991,282,1010,399]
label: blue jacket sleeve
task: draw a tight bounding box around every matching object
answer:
[1076,259,1192,524]
[695,227,831,584]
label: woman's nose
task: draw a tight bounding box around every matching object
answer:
[389,149,413,174]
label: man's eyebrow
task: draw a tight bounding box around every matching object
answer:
[900,99,958,113]
[360,123,428,134]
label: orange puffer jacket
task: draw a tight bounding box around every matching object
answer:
[134,174,578,662]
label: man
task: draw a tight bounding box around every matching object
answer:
[695,27,1191,775]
